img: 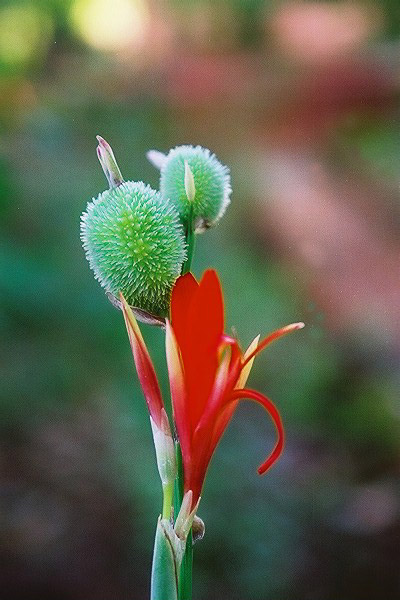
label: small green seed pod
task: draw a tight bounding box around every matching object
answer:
[158,145,231,232]
[81,181,186,317]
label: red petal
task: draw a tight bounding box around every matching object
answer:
[170,272,198,349]
[192,270,224,340]
[184,270,225,429]
[229,388,284,474]
[120,293,164,427]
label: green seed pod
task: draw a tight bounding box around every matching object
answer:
[158,145,231,232]
[81,181,186,317]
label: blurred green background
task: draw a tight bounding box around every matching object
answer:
[1,1,400,598]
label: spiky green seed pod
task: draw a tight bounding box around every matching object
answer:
[158,145,231,232]
[81,181,186,317]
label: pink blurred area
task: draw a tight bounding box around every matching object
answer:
[255,152,399,345]
[141,2,399,351]
[271,1,380,64]
[4,0,399,355]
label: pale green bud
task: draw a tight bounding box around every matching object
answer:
[81,137,187,317]
[81,180,186,317]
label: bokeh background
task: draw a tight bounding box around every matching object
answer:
[1,1,400,598]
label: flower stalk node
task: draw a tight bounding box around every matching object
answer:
[174,491,200,542]
[192,515,205,544]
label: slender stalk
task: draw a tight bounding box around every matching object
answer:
[162,481,174,520]
[176,205,196,598]
[174,441,184,516]
[181,207,196,276]
[179,530,193,600]
[174,442,193,600]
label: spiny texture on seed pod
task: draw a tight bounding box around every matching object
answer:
[81,181,186,316]
[159,145,231,232]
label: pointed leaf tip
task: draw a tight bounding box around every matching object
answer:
[96,134,107,146]
[96,135,124,188]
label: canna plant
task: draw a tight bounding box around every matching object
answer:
[80,136,304,600]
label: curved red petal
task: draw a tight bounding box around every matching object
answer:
[186,384,284,505]
[229,388,284,474]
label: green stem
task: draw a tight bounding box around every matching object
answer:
[174,442,193,600]
[180,530,193,600]
[175,208,195,598]
[181,207,196,275]
[174,441,184,516]
[162,481,174,520]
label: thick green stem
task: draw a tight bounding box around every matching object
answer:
[150,518,179,600]
[174,442,193,600]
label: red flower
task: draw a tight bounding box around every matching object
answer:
[121,270,304,508]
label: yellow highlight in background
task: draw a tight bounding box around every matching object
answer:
[70,0,149,52]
